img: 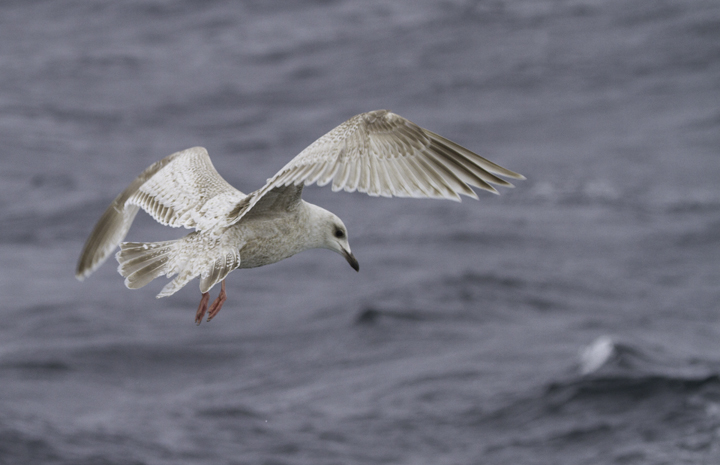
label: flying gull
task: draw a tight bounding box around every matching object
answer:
[76,110,524,324]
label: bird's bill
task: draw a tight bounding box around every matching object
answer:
[343,249,359,272]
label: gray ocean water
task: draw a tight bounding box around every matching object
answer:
[1,1,720,463]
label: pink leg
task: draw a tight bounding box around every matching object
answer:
[195,292,210,325]
[207,280,227,322]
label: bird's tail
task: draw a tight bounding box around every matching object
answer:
[116,235,241,298]
[116,240,183,293]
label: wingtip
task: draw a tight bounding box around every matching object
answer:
[477,185,499,196]
[75,263,94,282]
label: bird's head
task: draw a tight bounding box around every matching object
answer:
[307,204,359,272]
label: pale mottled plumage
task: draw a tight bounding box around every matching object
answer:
[76,110,524,321]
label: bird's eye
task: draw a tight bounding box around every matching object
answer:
[334,229,345,239]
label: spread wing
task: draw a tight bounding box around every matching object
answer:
[228,110,524,223]
[76,146,245,280]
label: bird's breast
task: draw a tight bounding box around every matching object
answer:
[232,213,309,269]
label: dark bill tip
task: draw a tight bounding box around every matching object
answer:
[344,250,359,272]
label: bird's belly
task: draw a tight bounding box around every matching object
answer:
[233,217,304,269]
[237,240,295,269]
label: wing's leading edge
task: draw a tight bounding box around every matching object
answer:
[228,110,524,224]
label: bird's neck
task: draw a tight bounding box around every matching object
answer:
[299,201,334,251]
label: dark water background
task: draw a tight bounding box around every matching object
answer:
[1,1,720,463]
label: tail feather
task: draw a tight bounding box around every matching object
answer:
[115,234,241,298]
[125,256,170,289]
[158,270,197,298]
[116,241,170,260]
[118,243,175,276]
[116,240,178,290]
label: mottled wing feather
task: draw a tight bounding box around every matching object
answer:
[127,147,245,230]
[228,110,524,224]
[76,147,245,280]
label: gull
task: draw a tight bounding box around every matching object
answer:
[76,110,524,324]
